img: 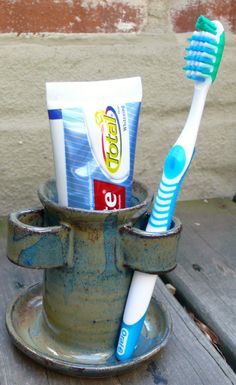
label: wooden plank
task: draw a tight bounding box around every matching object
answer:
[118,278,236,385]
[0,216,236,384]
[166,198,236,370]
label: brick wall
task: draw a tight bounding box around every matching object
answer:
[171,0,235,33]
[0,0,235,34]
[0,0,147,33]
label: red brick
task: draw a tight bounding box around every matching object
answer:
[171,0,236,33]
[0,0,146,33]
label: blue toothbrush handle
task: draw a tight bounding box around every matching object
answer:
[147,145,195,232]
[116,271,157,361]
[147,178,181,232]
[116,314,146,360]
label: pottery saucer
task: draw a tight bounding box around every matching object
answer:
[6,283,171,378]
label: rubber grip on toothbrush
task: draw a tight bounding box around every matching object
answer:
[148,147,196,232]
[116,313,146,360]
[116,272,157,361]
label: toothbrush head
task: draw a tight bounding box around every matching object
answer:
[183,15,225,83]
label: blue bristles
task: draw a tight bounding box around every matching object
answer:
[188,35,217,46]
[186,45,216,56]
[187,74,206,82]
[184,65,211,74]
[185,54,214,65]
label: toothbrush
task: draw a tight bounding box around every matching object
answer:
[116,15,225,361]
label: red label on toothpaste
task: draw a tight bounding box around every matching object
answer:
[94,180,126,210]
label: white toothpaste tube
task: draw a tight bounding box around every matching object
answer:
[46,77,142,210]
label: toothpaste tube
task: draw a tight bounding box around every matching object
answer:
[46,77,142,210]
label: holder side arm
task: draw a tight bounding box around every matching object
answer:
[7,208,71,269]
[120,217,182,274]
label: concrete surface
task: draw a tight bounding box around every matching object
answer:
[0,30,235,215]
